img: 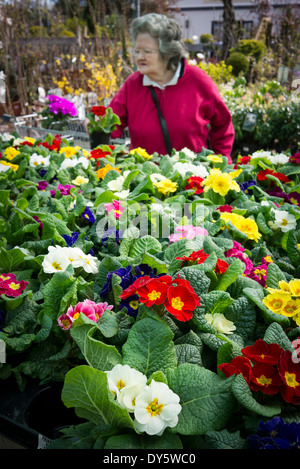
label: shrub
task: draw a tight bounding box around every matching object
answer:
[234,39,267,61]
[226,52,249,77]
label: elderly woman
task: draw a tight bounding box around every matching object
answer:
[109,13,234,162]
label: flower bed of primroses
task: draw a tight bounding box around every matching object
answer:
[0,131,299,450]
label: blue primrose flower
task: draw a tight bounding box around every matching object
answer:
[238,180,257,195]
[248,417,300,449]
[62,232,80,247]
[119,294,140,318]
[81,206,95,224]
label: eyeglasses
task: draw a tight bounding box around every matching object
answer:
[133,49,159,57]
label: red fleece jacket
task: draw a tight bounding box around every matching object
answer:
[110,60,234,162]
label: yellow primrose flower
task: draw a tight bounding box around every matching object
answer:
[278,280,292,293]
[4,147,20,161]
[72,176,89,186]
[281,298,300,317]
[59,146,78,158]
[154,179,178,195]
[235,217,262,242]
[23,136,36,144]
[263,291,290,313]
[220,212,261,242]
[129,147,153,159]
[289,279,300,296]
[96,164,121,180]
[229,169,243,179]
[202,169,240,196]
[207,154,223,163]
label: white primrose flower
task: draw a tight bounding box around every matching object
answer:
[0,162,10,172]
[60,158,78,170]
[106,364,147,412]
[1,132,14,142]
[150,173,167,183]
[205,313,236,335]
[42,246,98,274]
[42,245,71,273]
[114,189,130,199]
[176,147,197,160]
[107,175,125,192]
[29,153,50,168]
[268,153,290,165]
[134,380,181,436]
[77,156,89,169]
[173,161,208,178]
[272,209,297,233]
[251,150,272,160]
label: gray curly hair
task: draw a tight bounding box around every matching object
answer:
[130,13,187,71]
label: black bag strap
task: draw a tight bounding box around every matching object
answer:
[150,86,172,155]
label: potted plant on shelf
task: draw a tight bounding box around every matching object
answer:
[87,105,121,149]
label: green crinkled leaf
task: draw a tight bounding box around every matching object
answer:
[205,429,248,449]
[266,262,287,288]
[70,323,122,371]
[286,229,300,266]
[122,317,177,377]
[128,235,162,258]
[104,431,183,450]
[175,343,202,366]
[256,212,273,235]
[6,333,36,352]
[41,266,78,319]
[263,322,295,353]
[177,266,211,297]
[34,312,53,343]
[167,363,235,435]
[231,374,281,417]
[61,365,135,428]
[215,258,245,291]
[0,247,26,271]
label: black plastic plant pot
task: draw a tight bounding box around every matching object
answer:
[0,379,80,449]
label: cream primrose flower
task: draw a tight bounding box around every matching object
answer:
[106,364,147,412]
[205,313,236,334]
[72,175,89,185]
[29,153,50,168]
[134,380,181,436]
[173,162,208,179]
[272,209,297,233]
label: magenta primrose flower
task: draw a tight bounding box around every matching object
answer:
[58,300,114,330]
[104,200,125,219]
[0,273,29,297]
